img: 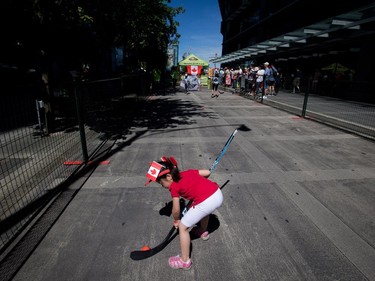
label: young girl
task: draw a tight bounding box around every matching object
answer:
[145,156,223,270]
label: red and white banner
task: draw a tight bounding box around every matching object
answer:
[187,65,202,75]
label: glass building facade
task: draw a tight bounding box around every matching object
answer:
[212,0,375,100]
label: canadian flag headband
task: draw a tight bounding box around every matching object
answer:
[145,156,178,186]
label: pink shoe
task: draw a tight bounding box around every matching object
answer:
[192,228,210,241]
[168,255,192,270]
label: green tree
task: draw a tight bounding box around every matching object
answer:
[85,0,183,71]
[0,0,183,75]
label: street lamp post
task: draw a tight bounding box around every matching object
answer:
[209,53,218,69]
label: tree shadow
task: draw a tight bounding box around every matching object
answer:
[83,91,218,140]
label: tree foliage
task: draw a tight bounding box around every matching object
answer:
[0,0,184,75]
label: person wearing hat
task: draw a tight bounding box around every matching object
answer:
[145,156,224,270]
[263,62,270,96]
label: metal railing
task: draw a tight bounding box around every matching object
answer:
[0,73,147,255]
[225,79,375,141]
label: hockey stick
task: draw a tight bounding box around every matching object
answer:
[129,180,229,260]
[129,225,176,260]
[129,199,193,260]
[209,128,238,173]
[130,129,238,260]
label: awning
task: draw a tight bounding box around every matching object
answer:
[179,54,209,66]
[211,3,375,65]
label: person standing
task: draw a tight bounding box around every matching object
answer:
[248,65,257,95]
[292,67,302,93]
[183,72,189,93]
[255,65,265,99]
[151,68,161,94]
[265,63,278,96]
[211,72,220,98]
[219,68,225,85]
[225,68,231,88]
[231,69,238,89]
[263,62,270,95]
[237,65,243,91]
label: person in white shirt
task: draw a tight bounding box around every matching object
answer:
[255,65,265,99]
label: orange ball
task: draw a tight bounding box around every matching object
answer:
[141,245,151,251]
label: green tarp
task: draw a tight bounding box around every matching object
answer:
[178,54,209,66]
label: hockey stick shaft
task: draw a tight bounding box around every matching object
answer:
[209,129,238,172]
[182,129,237,216]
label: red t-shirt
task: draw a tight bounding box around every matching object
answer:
[168,170,219,206]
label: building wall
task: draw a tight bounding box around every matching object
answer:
[219,0,374,53]
[216,0,375,101]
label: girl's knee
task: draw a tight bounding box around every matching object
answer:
[178,222,189,232]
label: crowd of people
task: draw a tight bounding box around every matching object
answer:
[211,62,309,99]
[212,62,281,99]
[169,62,308,98]
[164,62,354,99]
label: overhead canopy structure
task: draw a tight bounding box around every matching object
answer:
[210,4,375,65]
[178,54,209,66]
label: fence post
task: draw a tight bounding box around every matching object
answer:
[302,82,310,117]
[71,71,89,163]
[35,100,44,136]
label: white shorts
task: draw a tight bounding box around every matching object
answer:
[181,188,223,228]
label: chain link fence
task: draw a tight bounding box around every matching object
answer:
[0,72,148,255]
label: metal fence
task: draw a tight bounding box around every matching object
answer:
[230,78,375,141]
[0,73,147,255]
[273,80,374,140]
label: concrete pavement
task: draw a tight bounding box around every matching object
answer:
[7,87,375,281]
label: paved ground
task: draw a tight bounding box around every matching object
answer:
[8,87,375,281]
